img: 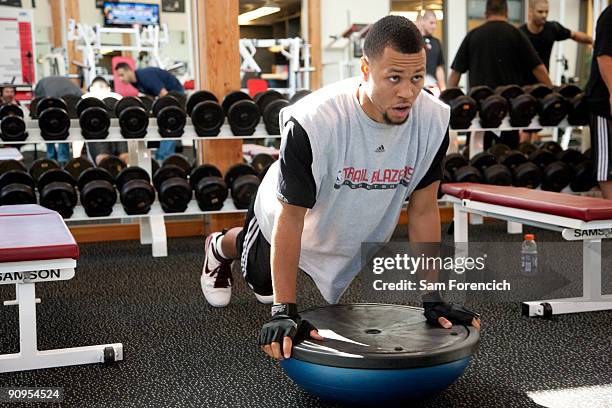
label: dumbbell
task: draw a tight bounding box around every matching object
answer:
[163,153,192,175]
[518,142,537,157]
[36,168,78,218]
[0,104,27,142]
[540,141,563,156]
[556,84,588,126]
[186,91,225,137]
[76,97,111,140]
[468,86,509,129]
[251,153,276,179]
[529,147,571,191]
[470,151,512,185]
[499,150,541,188]
[290,89,311,105]
[222,91,261,136]
[488,143,511,160]
[524,85,569,126]
[77,167,117,217]
[115,96,149,139]
[0,169,36,205]
[140,95,155,116]
[29,158,60,182]
[64,157,94,180]
[495,85,538,127]
[115,166,156,215]
[98,155,127,179]
[61,94,81,119]
[152,163,192,213]
[439,88,477,129]
[443,153,482,183]
[37,97,71,140]
[190,164,228,211]
[152,95,187,138]
[104,97,119,117]
[167,91,187,110]
[225,163,260,209]
[523,84,553,100]
[556,148,597,192]
[0,159,27,175]
[29,97,41,119]
[255,90,289,135]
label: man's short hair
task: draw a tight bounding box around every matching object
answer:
[529,0,548,9]
[363,15,424,60]
[114,62,132,72]
[486,0,508,16]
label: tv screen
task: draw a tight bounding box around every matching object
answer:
[103,2,160,27]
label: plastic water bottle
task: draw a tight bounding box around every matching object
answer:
[520,234,538,277]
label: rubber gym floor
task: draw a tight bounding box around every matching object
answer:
[1,220,610,408]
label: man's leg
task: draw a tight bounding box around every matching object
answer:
[155,141,176,161]
[600,181,612,199]
[590,114,611,199]
[220,227,242,259]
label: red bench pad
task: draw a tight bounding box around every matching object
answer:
[441,183,612,222]
[0,205,79,263]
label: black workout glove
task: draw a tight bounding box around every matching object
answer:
[258,303,317,346]
[422,291,480,326]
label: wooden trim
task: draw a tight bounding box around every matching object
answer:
[64,0,81,76]
[308,0,322,89]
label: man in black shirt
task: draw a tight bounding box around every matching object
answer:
[520,0,592,84]
[585,6,612,199]
[418,10,446,92]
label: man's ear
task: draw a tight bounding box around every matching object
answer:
[360,56,369,81]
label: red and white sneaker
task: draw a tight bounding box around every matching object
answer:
[201,232,233,307]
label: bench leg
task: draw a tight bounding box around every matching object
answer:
[521,239,612,317]
[0,282,123,373]
[507,221,523,234]
[149,215,168,257]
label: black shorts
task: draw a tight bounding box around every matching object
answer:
[235,198,273,296]
[590,114,612,182]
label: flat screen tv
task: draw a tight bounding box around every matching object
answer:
[103,2,160,27]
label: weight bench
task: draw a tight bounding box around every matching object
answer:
[0,204,123,373]
[442,183,612,318]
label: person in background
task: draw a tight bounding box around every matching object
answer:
[520,0,592,84]
[417,10,446,93]
[33,76,82,165]
[1,84,17,105]
[82,76,123,100]
[114,63,184,161]
[585,5,611,199]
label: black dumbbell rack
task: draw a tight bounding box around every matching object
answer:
[6,120,282,257]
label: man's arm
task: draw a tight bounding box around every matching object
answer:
[435,65,447,91]
[158,88,168,97]
[571,31,593,45]
[407,182,441,243]
[447,70,462,88]
[532,64,553,87]
[597,55,612,116]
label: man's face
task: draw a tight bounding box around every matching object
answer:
[530,1,549,26]
[2,87,16,102]
[360,46,426,125]
[116,68,135,84]
[422,16,437,36]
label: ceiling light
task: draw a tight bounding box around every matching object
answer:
[238,6,281,25]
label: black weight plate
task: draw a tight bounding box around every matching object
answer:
[443,153,468,174]
[0,104,24,120]
[0,116,27,141]
[0,170,35,191]
[479,95,509,128]
[509,94,538,127]
[63,157,94,180]
[518,142,537,157]
[38,107,70,140]
[227,100,260,135]
[81,180,117,217]
[190,164,223,190]
[140,95,155,116]
[120,179,155,215]
[495,84,523,100]
[224,163,258,188]
[222,91,252,115]
[540,141,563,155]
[153,164,187,191]
[251,153,275,175]
[0,159,27,175]
[152,158,160,175]
[36,97,67,117]
[541,161,572,192]
[529,149,556,169]
[191,101,225,135]
[103,97,119,117]
[263,99,289,135]
[523,84,553,100]
[289,89,311,104]
[98,155,127,179]
[163,154,192,175]
[488,143,511,159]
[116,166,150,190]
[156,106,186,137]
[539,93,568,126]
[76,97,107,117]
[570,160,596,192]
[483,164,513,185]
[77,167,115,191]
[449,95,477,129]
[231,174,260,209]
[557,149,584,166]
[118,106,149,138]
[513,162,542,188]
[152,95,181,117]
[255,90,285,113]
[469,152,497,172]
[500,150,527,169]
[186,91,219,115]
[37,169,76,191]
[454,165,482,183]
[0,183,36,205]
[158,177,192,213]
[29,158,59,181]
[61,94,81,119]
[29,97,41,119]
[40,181,77,218]
[194,176,228,211]
[167,91,187,110]
[556,84,582,99]
[79,107,111,139]
[115,96,145,117]
[468,86,494,108]
[439,88,465,104]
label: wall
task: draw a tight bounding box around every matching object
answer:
[547,0,581,83]
[320,0,390,85]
